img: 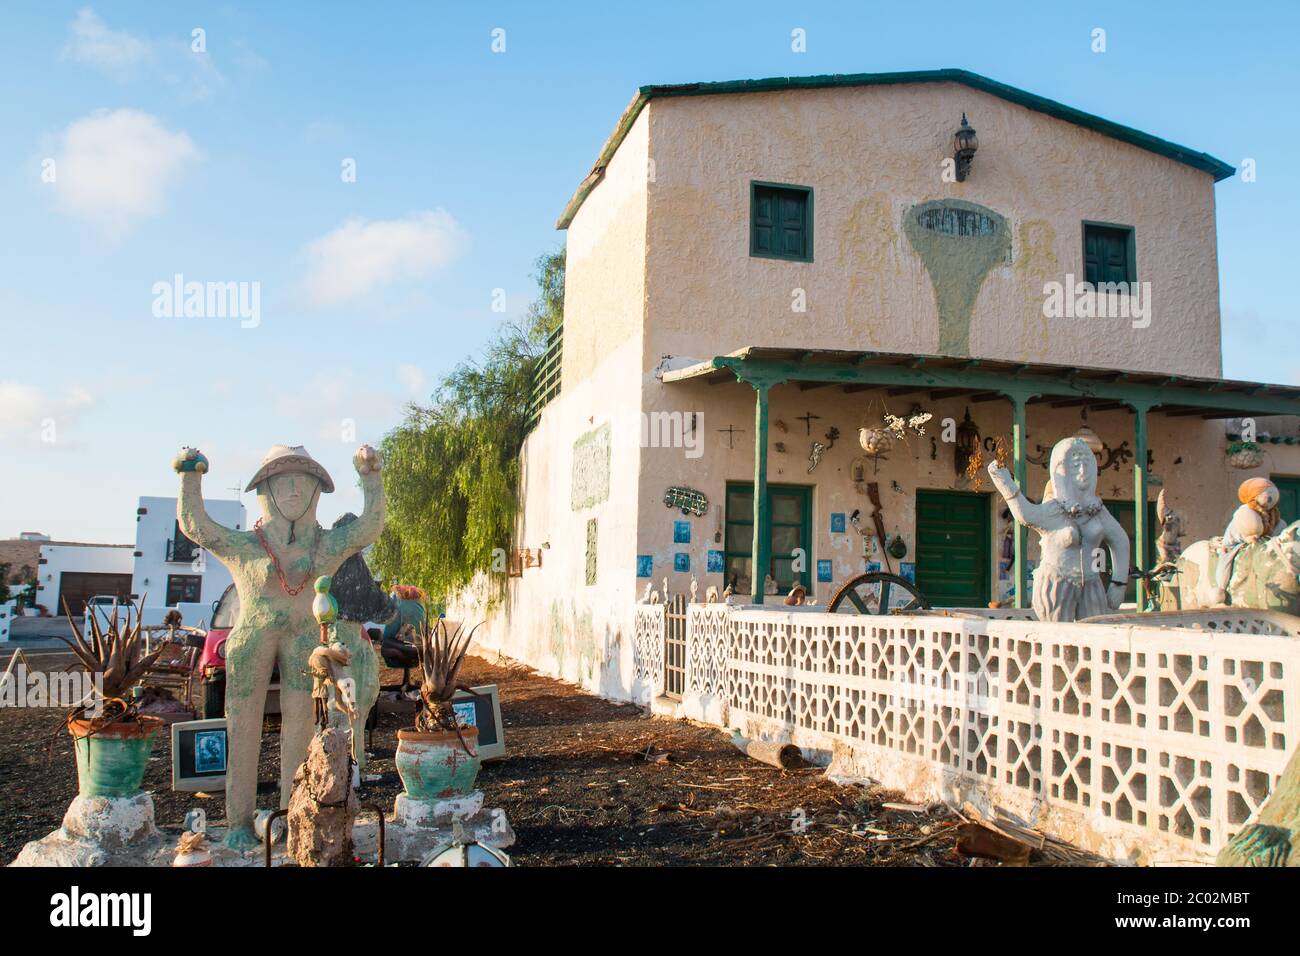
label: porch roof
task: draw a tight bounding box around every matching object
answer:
[661,347,1300,420]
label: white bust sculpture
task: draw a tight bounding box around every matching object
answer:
[987,437,1130,622]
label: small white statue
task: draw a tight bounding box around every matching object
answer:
[987,437,1130,622]
[763,574,778,596]
[649,589,662,605]
[639,581,654,604]
[690,578,699,603]
[705,584,719,604]
[662,576,671,604]
[722,582,734,605]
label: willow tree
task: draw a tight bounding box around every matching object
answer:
[371,249,564,601]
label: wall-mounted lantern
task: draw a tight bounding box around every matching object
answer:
[953,113,978,182]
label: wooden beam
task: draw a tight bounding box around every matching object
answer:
[887,386,930,397]
[842,384,875,394]
[929,388,968,400]
[797,381,834,391]
[969,392,1003,403]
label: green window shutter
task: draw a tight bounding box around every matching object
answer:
[751,182,812,261]
[1083,223,1134,285]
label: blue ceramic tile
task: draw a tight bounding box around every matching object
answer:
[674,552,690,572]
[673,520,691,544]
[636,555,653,578]
[817,559,832,582]
[706,550,724,573]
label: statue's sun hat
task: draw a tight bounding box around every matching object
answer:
[246,444,335,494]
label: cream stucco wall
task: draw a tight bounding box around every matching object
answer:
[639,83,1222,376]
[455,112,651,700]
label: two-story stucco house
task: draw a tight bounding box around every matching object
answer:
[462,69,1300,705]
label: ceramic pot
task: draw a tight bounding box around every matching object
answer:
[395,727,480,800]
[68,715,164,798]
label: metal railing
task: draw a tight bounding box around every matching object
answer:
[166,536,199,563]
[524,324,562,433]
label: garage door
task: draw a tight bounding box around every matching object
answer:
[56,572,133,617]
[915,489,991,609]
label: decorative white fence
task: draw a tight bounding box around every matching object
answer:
[632,602,1300,864]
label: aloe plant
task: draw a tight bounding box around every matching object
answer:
[59,597,166,722]
[411,616,484,737]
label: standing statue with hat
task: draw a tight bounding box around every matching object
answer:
[173,443,385,850]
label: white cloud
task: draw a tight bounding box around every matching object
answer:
[60,8,250,99]
[62,8,149,78]
[271,369,405,445]
[397,364,426,397]
[51,109,201,238]
[0,382,93,443]
[301,211,468,307]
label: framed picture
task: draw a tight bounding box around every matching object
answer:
[451,683,506,761]
[172,718,229,792]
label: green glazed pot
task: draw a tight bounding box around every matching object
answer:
[395,727,480,800]
[69,716,163,798]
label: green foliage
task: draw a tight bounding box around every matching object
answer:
[0,564,9,605]
[372,248,564,602]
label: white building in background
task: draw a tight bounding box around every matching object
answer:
[35,542,134,615]
[130,496,245,617]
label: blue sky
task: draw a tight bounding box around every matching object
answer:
[1,1,1296,542]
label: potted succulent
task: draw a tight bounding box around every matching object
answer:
[394,616,485,801]
[58,599,167,798]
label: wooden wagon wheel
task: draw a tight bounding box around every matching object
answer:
[828,572,931,615]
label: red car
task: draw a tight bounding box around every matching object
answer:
[199,584,280,718]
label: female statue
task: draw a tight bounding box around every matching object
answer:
[987,437,1130,622]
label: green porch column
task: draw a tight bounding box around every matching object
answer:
[751,383,770,604]
[1130,402,1151,609]
[1009,395,1030,609]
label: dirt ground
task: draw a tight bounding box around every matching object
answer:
[1,648,1053,866]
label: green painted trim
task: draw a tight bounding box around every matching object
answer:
[708,356,1300,418]
[752,384,770,603]
[556,68,1235,229]
[749,180,815,263]
[1082,220,1138,285]
[1131,404,1150,608]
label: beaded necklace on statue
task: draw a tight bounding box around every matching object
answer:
[254,517,320,596]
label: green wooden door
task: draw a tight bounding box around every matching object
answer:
[724,483,812,594]
[915,490,990,608]
[1104,499,1158,603]
[1273,475,1300,526]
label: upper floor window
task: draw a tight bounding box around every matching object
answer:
[1083,222,1136,286]
[751,182,813,262]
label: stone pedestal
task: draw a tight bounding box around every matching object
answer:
[355,790,514,864]
[12,792,165,867]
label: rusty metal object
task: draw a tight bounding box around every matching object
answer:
[263,808,289,867]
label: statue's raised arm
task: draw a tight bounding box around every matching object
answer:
[173,447,244,560]
[986,460,1056,530]
[323,445,386,556]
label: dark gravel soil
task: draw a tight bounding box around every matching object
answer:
[2,650,980,866]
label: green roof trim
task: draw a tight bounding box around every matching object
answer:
[555,68,1236,229]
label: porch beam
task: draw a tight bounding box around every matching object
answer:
[706,356,1300,418]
